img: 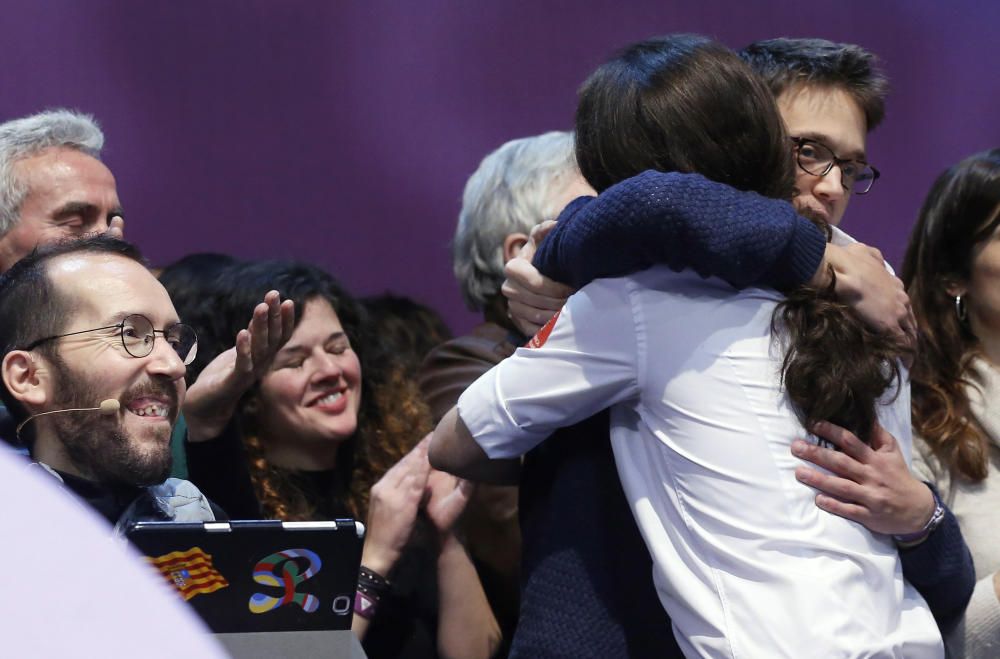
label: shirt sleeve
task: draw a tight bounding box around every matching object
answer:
[458,277,642,459]
[533,170,827,292]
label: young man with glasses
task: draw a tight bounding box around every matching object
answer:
[743,38,884,228]
[0,236,225,532]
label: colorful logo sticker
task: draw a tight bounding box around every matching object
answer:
[248,548,322,614]
[146,546,229,601]
[527,309,561,349]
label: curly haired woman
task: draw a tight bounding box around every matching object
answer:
[179,259,499,659]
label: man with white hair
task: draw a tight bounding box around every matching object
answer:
[419,131,592,420]
[417,131,593,648]
[0,108,124,272]
[0,109,126,447]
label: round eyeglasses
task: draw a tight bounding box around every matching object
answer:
[790,137,880,195]
[22,314,198,365]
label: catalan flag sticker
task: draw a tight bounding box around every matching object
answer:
[146,546,229,601]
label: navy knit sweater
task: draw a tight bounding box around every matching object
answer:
[534,169,828,293]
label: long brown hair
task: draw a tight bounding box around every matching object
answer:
[774,275,910,443]
[901,149,1000,481]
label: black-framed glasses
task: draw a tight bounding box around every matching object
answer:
[790,137,880,195]
[22,314,198,365]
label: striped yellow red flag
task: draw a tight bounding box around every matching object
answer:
[146,546,229,601]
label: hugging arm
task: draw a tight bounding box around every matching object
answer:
[429,407,520,485]
[431,277,640,481]
[534,170,826,292]
[506,170,913,342]
[793,422,975,628]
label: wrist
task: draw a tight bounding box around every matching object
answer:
[183,402,240,442]
[436,532,469,569]
[907,482,938,534]
[894,484,945,547]
[437,531,463,554]
[809,244,836,288]
[355,565,391,621]
[185,416,231,442]
[360,547,398,577]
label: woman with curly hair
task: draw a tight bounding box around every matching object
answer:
[179,259,500,659]
[902,149,1000,657]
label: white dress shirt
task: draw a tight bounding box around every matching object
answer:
[458,257,943,658]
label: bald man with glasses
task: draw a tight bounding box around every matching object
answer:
[0,236,292,534]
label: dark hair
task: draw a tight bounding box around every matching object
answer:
[901,149,1000,481]
[158,252,241,384]
[0,235,144,431]
[740,38,889,131]
[774,285,909,442]
[361,293,452,380]
[575,34,795,198]
[577,34,907,443]
[207,260,430,520]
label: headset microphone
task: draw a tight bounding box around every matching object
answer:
[15,399,121,443]
[98,399,121,414]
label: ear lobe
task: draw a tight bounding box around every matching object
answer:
[502,233,530,263]
[945,280,967,298]
[2,351,49,409]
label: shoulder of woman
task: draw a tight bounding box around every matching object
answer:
[911,434,952,494]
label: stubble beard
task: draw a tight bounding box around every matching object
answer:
[50,360,175,488]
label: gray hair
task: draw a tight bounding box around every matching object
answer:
[0,109,104,236]
[453,131,580,310]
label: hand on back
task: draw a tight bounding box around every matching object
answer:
[792,421,935,536]
[502,220,574,336]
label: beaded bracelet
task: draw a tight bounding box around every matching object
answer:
[358,565,391,594]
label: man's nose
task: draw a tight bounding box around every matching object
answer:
[813,165,847,201]
[146,339,186,380]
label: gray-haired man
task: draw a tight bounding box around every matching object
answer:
[0,108,124,272]
[417,130,593,648]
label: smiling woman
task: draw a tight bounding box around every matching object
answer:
[178,259,501,659]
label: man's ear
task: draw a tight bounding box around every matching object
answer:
[502,232,530,264]
[2,350,49,409]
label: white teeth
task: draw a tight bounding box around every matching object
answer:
[318,392,343,405]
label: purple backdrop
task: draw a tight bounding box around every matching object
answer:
[1,0,997,333]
